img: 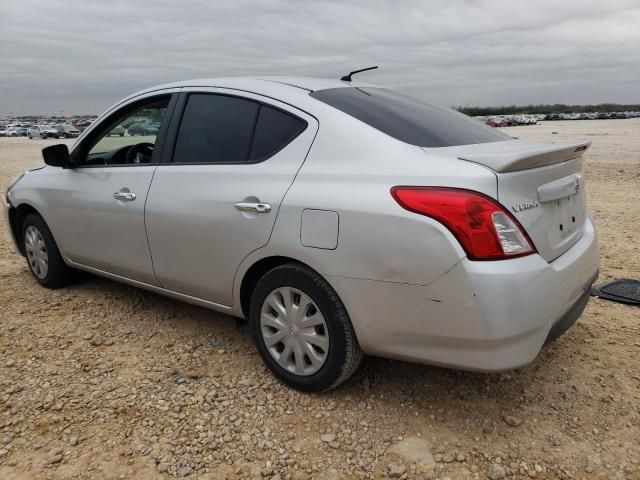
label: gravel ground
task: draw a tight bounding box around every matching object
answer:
[1,120,639,480]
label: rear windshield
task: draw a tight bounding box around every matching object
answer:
[310,87,511,147]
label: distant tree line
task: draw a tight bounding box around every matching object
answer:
[456,103,640,116]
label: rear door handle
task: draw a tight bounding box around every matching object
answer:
[113,191,137,201]
[234,202,271,213]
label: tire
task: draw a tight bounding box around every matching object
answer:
[41,133,47,139]
[21,213,75,289]
[28,133,32,139]
[249,263,363,392]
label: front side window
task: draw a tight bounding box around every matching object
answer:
[82,97,170,166]
[173,94,307,164]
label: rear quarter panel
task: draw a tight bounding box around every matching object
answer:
[232,111,498,315]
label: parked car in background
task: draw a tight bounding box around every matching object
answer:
[4,77,599,391]
[73,120,94,132]
[120,119,138,130]
[0,126,9,137]
[55,124,81,138]
[8,127,28,136]
[486,117,509,127]
[127,122,160,136]
[510,114,537,125]
[107,125,125,137]
[28,125,61,139]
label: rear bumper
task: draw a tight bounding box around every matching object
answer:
[328,217,599,371]
[543,283,592,346]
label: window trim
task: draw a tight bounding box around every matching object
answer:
[69,93,178,169]
[164,91,308,166]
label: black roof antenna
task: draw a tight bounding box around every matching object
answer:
[340,66,378,82]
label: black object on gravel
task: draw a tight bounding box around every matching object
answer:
[591,279,640,305]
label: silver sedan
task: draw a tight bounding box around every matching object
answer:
[4,77,599,391]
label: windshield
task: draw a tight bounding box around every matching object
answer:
[310,87,511,148]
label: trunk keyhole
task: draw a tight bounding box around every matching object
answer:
[572,216,576,223]
[559,224,564,231]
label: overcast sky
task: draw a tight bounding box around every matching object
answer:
[1,0,639,115]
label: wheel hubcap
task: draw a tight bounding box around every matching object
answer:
[260,287,329,376]
[24,226,48,279]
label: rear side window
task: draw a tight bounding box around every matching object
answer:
[310,87,510,148]
[173,94,307,164]
[174,94,259,164]
[250,105,307,161]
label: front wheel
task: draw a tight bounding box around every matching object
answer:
[249,263,363,392]
[22,214,76,289]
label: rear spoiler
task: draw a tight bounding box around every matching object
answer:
[458,141,591,173]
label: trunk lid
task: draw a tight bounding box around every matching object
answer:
[425,139,591,262]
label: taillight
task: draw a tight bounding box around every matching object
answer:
[390,187,535,260]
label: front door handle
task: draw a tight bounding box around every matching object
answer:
[234,202,271,213]
[113,191,137,201]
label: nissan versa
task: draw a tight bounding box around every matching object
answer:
[4,77,599,391]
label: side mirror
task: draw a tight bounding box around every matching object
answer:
[42,144,70,168]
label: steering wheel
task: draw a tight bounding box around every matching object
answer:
[125,142,154,164]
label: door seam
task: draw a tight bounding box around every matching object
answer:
[143,89,181,289]
[143,166,162,287]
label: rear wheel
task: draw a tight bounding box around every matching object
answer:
[249,263,362,391]
[22,214,75,288]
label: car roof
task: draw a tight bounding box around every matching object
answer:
[142,76,380,92]
[120,76,385,108]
